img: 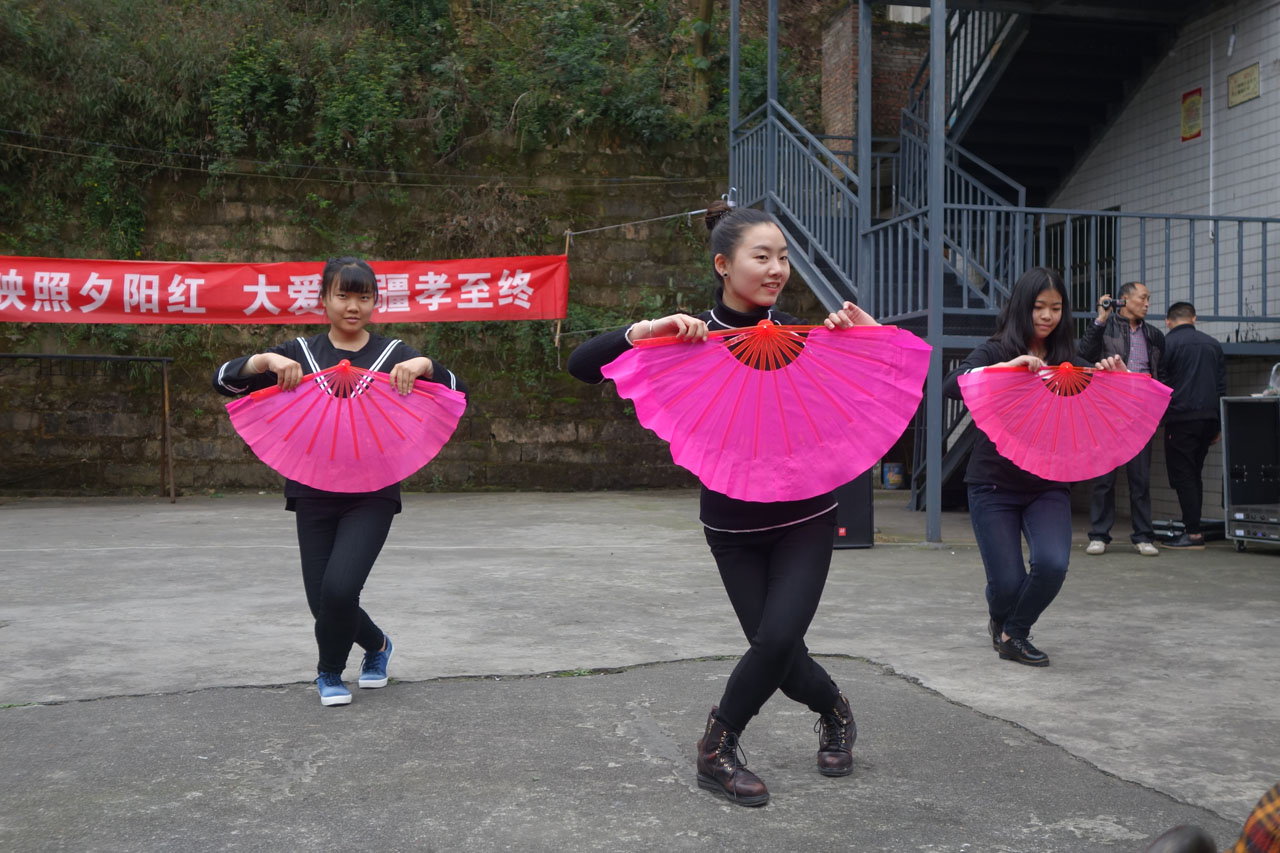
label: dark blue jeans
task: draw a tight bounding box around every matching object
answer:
[967,484,1071,640]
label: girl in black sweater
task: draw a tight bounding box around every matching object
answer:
[213,257,465,706]
[943,267,1122,667]
[568,201,877,806]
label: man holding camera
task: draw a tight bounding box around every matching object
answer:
[1158,302,1226,549]
[1079,281,1166,556]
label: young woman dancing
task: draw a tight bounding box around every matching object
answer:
[213,257,465,706]
[943,267,1123,667]
[568,201,876,806]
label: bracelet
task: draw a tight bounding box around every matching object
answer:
[648,319,655,337]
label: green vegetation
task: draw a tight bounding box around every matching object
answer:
[0,0,829,390]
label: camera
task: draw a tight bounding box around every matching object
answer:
[1099,296,1127,310]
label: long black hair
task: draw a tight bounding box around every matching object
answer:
[320,257,379,300]
[991,266,1075,363]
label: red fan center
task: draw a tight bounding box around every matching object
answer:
[1039,363,1094,396]
[724,320,808,370]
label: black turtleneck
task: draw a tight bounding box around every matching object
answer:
[567,295,838,532]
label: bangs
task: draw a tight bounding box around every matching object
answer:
[334,265,378,295]
[321,257,379,298]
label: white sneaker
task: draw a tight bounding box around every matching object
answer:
[1085,540,1106,555]
[1136,542,1159,556]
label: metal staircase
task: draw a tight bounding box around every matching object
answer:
[729,0,1280,539]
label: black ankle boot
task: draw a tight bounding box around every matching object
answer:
[695,708,769,807]
[815,692,856,777]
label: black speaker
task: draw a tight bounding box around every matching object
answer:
[833,470,874,549]
[1222,398,1280,507]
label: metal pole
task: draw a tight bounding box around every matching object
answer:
[767,0,778,105]
[730,0,739,134]
[766,0,779,215]
[162,360,175,503]
[926,0,946,542]
[857,0,873,314]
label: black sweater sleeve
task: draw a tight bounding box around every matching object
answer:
[211,339,302,398]
[566,327,635,384]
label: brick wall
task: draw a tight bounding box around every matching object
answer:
[822,9,929,141]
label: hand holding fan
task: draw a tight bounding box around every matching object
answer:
[226,359,466,493]
[601,320,931,502]
[958,362,1171,482]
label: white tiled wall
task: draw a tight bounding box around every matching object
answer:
[1055,1,1280,529]
[1054,0,1280,343]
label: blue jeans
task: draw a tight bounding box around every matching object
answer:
[967,484,1071,640]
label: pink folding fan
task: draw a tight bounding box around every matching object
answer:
[225,360,466,493]
[601,320,932,502]
[959,363,1171,482]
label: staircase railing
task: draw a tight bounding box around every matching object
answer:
[890,109,1027,322]
[731,100,863,309]
[906,9,1023,135]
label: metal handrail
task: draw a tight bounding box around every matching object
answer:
[872,203,1280,338]
[731,99,865,305]
[907,9,1018,132]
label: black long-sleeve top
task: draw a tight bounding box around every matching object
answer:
[943,338,1089,492]
[567,296,837,532]
[213,331,466,510]
[1159,324,1227,423]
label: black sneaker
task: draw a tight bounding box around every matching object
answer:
[997,635,1050,667]
[1164,533,1206,550]
[988,618,1001,651]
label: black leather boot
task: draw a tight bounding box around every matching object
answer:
[695,708,769,807]
[815,692,856,777]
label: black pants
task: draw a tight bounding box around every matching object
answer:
[1088,438,1154,544]
[704,512,841,734]
[1164,419,1220,536]
[294,495,395,675]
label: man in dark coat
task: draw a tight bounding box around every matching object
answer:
[1079,281,1166,556]
[1158,302,1227,549]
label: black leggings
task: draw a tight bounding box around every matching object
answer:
[294,495,396,675]
[705,511,841,734]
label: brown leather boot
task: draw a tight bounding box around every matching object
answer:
[695,708,769,807]
[815,692,856,777]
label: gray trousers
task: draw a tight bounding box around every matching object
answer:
[1088,439,1154,544]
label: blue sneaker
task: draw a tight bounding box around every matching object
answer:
[316,672,351,706]
[358,636,393,688]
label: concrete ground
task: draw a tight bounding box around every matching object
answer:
[2,489,1277,852]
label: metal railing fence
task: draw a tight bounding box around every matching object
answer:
[873,204,1280,343]
[906,9,1019,133]
[732,101,863,305]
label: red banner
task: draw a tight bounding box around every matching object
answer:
[0,254,569,324]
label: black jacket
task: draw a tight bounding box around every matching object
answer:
[1159,324,1227,423]
[1078,312,1164,379]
